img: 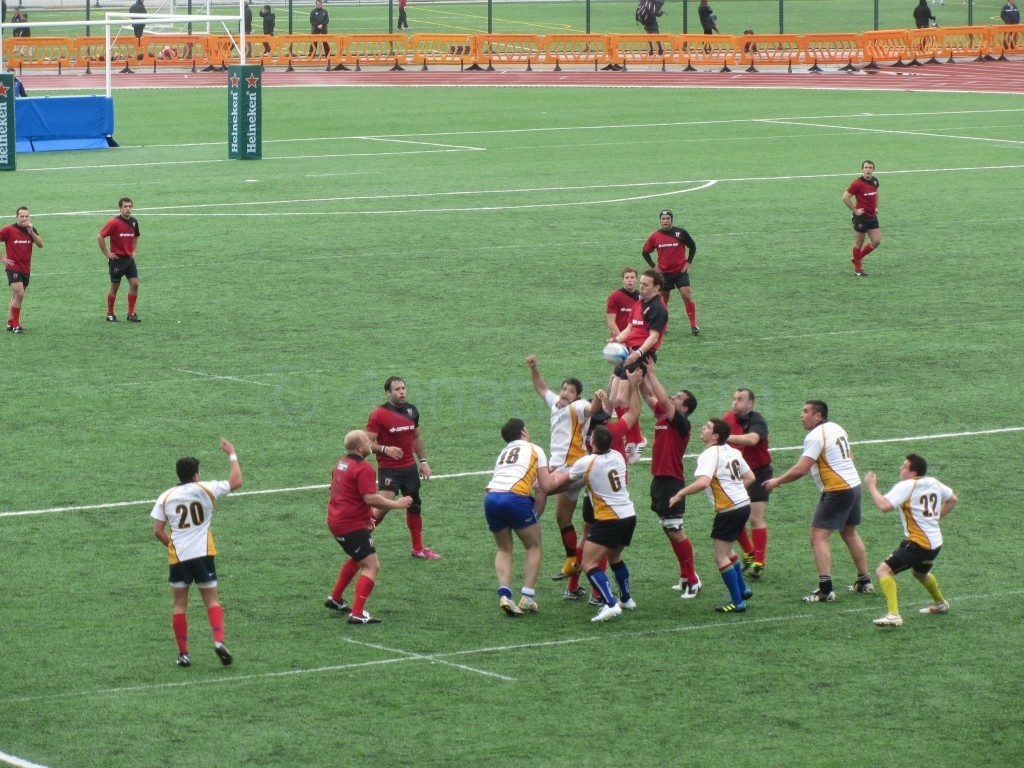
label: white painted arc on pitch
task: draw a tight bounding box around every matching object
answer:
[0,751,52,768]
[2,426,1022,519]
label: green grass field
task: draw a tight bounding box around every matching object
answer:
[7,0,1008,37]
[2,84,1023,767]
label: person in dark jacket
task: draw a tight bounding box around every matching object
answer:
[913,0,936,29]
[698,0,717,34]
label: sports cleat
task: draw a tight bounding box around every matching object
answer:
[106,314,118,322]
[563,586,587,601]
[588,594,605,606]
[176,653,191,667]
[126,313,141,322]
[411,547,441,560]
[518,596,539,613]
[11,325,25,334]
[742,588,754,600]
[324,596,351,613]
[715,601,747,613]
[848,579,875,594]
[919,601,949,615]
[741,552,755,571]
[634,437,648,461]
[691,325,701,336]
[214,642,233,666]
[873,613,903,627]
[348,611,382,624]
[500,596,523,617]
[803,589,836,603]
[679,579,702,599]
[854,269,869,277]
[591,602,623,623]
[619,597,637,610]
[5,324,11,332]
[625,442,638,464]
[750,562,765,580]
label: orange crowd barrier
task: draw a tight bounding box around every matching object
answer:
[335,34,409,70]
[609,34,679,69]
[735,33,801,68]
[3,36,73,72]
[676,34,737,69]
[859,29,913,64]
[542,35,612,70]
[907,27,943,62]
[139,35,206,70]
[990,24,1023,55]
[934,25,990,60]
[409,34,476,69]
[801,33,861,66]
[474,34,542,70]
[72,36,142,70]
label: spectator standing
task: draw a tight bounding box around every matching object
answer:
[723,388,772,579]
[150,439,242,667]
[309,0,329,56]
[843,160,881,277]
[641,209,700,335]
[128,0,146,45]
[11,9,29,37]
[1001,0,1020,23]
[366,376,439,559]
[763,400,873,603]
[864,454,958,627]
[260,5,275,53]
[397,0,409,30]
[325,430,413,625]
[1,206,43,334]
[484,419,558,617]
[913,0,936,28]
[698,0,717,34]
[97,197,142,323]
[669,418,755,614]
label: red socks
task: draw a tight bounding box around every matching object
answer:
[560,526,578,558]
[752,528,768,564]
[127,293,137,315]
[172,613,188,653]
[737,527,754,557]
[685,301,697,328]
[407,511,424,551]
[671,537,698,584]
[568,544,585,591]
[332,558,360,602]
[351,574,376,616]
[9,308,20,327]
[207,605,225,644]
[107,295,116,315]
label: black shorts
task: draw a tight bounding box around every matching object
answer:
[5,269,29,287]
[378,463,422,512]
[613,348,657,380]
[168,555,217,587]
[650,476,686,519]
[108,256,139,283]
[711,505,751,542]
[811,486,862,531]
[884,540,941,576]
[747,465,773,503]
[586,516,637,550]
[333,528,377,562]
[582,493,595,525]
[852,214,880,233]
[662,270,691,290]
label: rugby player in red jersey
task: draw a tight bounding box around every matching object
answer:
[642,209,700,335]
[1,206,44,334]
[605,266,646,463]
[97,197,143,322]
[723,388,772,579]
[843,160,881,276]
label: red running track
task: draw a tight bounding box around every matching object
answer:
[13,57,1024,93]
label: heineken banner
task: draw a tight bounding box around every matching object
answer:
[0,73,14,172]
[228,65,262,160]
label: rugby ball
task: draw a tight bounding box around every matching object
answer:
[602,342,629,365]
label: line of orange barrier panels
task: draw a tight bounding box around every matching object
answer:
[5,26,1022,73]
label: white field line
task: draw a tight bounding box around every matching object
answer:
[0,751,51,768]
[3,588,1021,706]
[171,368,271,387]
[2,426,1022,519]
[758,117,1024,146]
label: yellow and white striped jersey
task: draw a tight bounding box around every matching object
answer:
[568,451,635,522]
[883,476,953,549]
[693,443,752,513]
[151,480,232,564]
[545,391,590,468]
[802,422,860,492]
[486,440,548,496]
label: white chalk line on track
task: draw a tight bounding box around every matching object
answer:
[3,587,1021,708]
[3,426,1022,519]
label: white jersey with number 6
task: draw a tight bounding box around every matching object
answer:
[693,443,752,513]
[883,476,953,549]
[151,480,232,564]
[568,451,635,522]
[802,422,860,492]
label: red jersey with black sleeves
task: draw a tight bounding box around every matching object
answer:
[723,410,772,471]
[99,215,141,257]
[606,288,640,332]
[0,224,39,274]
[651,405,691,480]
[846,176,879,218]
[642,227,697,275]
[367,401,420,470]
[623,295,668,350]
[327,454,378,536]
